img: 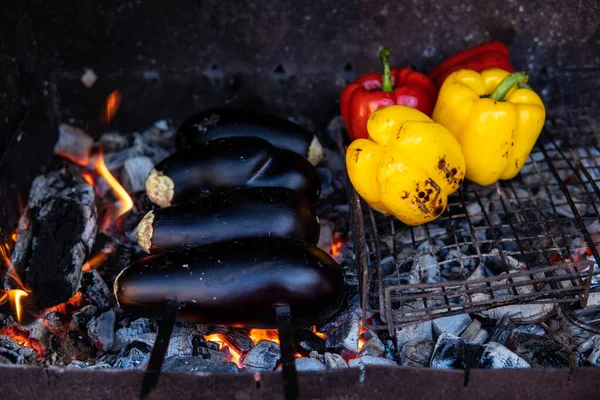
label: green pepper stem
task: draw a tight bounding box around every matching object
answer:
[379,47,393,92]
[489,72,529,101]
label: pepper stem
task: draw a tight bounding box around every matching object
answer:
[379,48,393,92]
[489,72,529,101]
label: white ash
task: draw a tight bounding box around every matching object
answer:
[121,156,154,193]
[163,356,238,373]
[348,355,398,368]
[87,309,116,352]
[359,330,385,357]
[477,304,555,323]
[293,357,326,371]
[80,69,98,88]
[432,314,471,338]
[460,319,487,344]
[396,320,433,352]
[430,333,484,370]
[513,324,546,336]
[401,339,434,368]
[167,325,195,357]
[242,340,280,372]
[324,352,348,369]
[54,123,94,163]
[478,342,531,369]
[112,318,155,352]
[114,347,149,369]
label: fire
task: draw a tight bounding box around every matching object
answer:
[1,235,31,324]
[328,233,345,257]
[357,320,367,352]
[312,325,326,340]
[0,326,43,356]
[248,329,280,345]
[43,292,84,315]
[8,290,28,323]
[204,333,244,367]
[103,90,122,124]
[92,151,134,218]
[81,172,95,186]
[82,244,117,272]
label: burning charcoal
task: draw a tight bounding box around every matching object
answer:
[86,309,115,351]
[294,357,325,371]
[513,324,546,336]
[324,352,348,369]
[478,342,531,369]
[489,314,515,346]
[396,320,433,351]
[460,319,487,344]
[511,332,575,368]
[54,124,94,164]
[44,311,67,339]
[242,340,280,372]
[296,328,326,354]
[69,305,98,333]
[167,325,194,357]
[321,305,360,353]
[206,326,254,353]
[112,318,155,352]
[0,335,38,365]
[478,304,555,324]
[192,334,219,355]
[163,356,239,373]
[430,333,484,369]
[80,270,114,312]
[99,132,131,153]
[401,339,435,368]
[10,169,97,308]
[348,355,398,368]
[121,156,154,194]
[316,218,334,253]
[359,330,384,357]
[114,347,149,369]
[384,340,396,361]
[432,314,472,338]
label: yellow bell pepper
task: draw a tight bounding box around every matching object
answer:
[346,105,465,226]
[432,68,546,186]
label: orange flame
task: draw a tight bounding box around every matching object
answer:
[357,320,367,352]
[92,152,133,218]
[1,235,31,324]
[81,172,95,186]
[328,233,345,257]
[103,90,122,124]
[82,244,116,272]
[312,325,327,340]
[8,290,28,323]
[0,326,43,356]
[204,333,244,367]
[249,329,280,345]
[42,292,85,316]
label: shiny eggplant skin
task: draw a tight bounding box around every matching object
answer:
[139,187,320,253]
[114,238,346,328]
[147,136,321,206]
[176,108,321,164]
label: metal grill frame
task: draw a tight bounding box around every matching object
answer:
[353,77,600,335]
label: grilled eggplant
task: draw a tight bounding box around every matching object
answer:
[136,187,320,253]
[176,108,323,166]
[145,136,321,207]
[114,238,346,328]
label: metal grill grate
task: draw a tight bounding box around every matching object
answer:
[353,72,600,335]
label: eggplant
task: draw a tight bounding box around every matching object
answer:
[136,187,320,254]
[176,108,323,166]
[145,136,321,207]
[114,238,346,328]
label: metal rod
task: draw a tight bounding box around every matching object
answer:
[140,300,182,400]
[276,304,299,400]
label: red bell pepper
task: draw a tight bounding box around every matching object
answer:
[429,41,514,88]
[340,48,437,141]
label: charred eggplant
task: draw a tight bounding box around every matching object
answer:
[145,136,321,207]
[136,187,320,253]
[176,108,323,166]
[114,238,346,328]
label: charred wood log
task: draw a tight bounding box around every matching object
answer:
[8,169,97,308]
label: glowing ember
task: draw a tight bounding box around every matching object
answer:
[249,329,280,345]
[312,325,327,340]
[328,232,345,257]
[103,89,122,124]
[0,326,43,356]
[357,320,367,352]
[1,235,31,323]
[82,244,117,272]
[204,333,244,367]
[42,291,85,316]
[92,151,134,218]
[81,172,95,186]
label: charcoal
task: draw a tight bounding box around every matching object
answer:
[348,355,398,368]
[129,333,157,352]
[478,304,555,323]
[316,218,334,253]
[114,347,149,369]
[54,124,94,164]
[396,320,433,351]
[576,335,600,354]
[69,305,98,332]
[296,328,326,354]
[324,352,348,369]
[80,270,113,312]
[192,334,220,355]
[62,332,94,362]
[433,314,472,337]
[587,341,600,366]
[163,356,238,373]
[430,333,484,369]
[0,347,22,364]
[206,326,254,353]
[513,324,546,336]
[359,330,384,357]
[112,318,154,352]
[478,342,531,369]
[489,314,515,346]
[309,351,323,363]
[384,339,397,361]
[142,122,176,149]
[10,169,97,308]
[66,360,88,369]
[460,319,485,343]
[121,156,154,194]
[19,319,53,355]
[0,335,38,364]
[242,340,280,372]
[512,332,575,368]
[99,132,131,153]
[167,325,194,357]
[87,309,115,351]
[401,339,435,368]
[294,357,325,371]
[324,316,359,353]
[43,311,67,339]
